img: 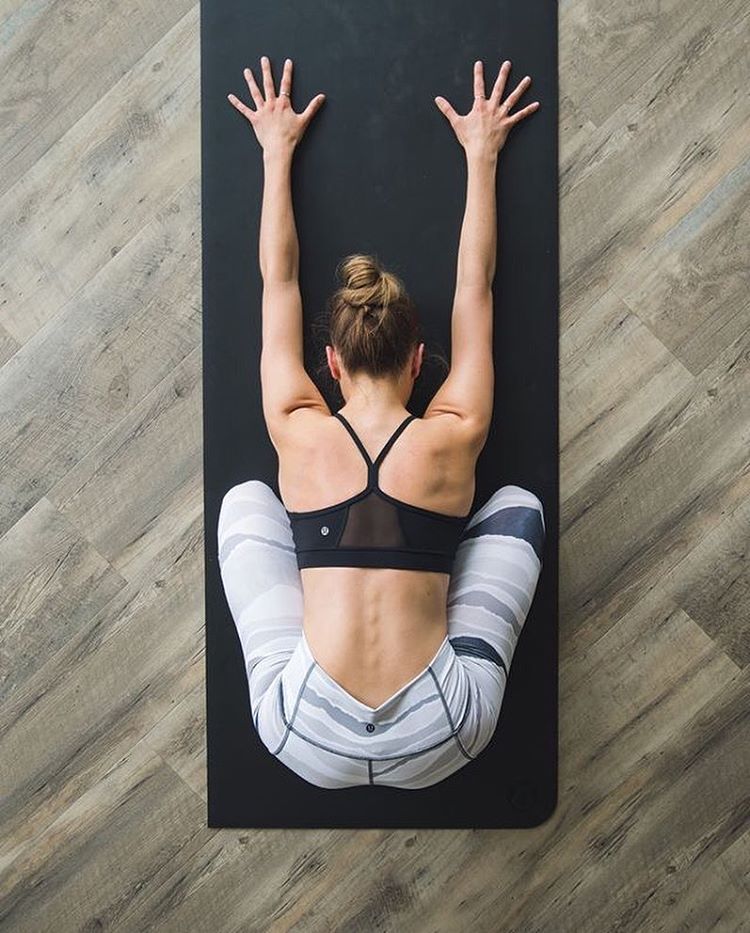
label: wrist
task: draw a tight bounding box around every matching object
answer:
[263,146,295,166]
[464,146,499,167]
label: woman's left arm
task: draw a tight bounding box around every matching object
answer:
[228,56,330,434]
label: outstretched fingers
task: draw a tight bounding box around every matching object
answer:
[260,55,276,100]
[279,58,293,102]
[503,74,532,113]
[242,67,264,110]
[473,60,486,101]
[508,99,541,123]
[489,60,511,107]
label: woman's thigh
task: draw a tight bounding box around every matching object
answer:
[217,480,304,720]
[448,483,546,758]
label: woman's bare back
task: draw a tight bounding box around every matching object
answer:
[276,408,479,708]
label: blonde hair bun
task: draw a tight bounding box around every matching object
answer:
[327,252,420,378]
[335,253,404,310]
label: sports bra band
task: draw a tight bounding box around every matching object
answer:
[285,409,470,574]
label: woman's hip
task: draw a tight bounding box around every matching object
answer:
[250,635,506,788]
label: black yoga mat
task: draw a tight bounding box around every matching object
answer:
[201,0,558,828]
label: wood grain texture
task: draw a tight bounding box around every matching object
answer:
[1,0,748,930]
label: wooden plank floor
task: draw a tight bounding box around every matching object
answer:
[1,0,748,929]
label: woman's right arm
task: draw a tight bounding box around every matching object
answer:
[424,60,539,447]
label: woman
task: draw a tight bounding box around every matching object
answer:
[219,56,545,789]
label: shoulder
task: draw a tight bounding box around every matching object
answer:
[266,405,336,454]
[420,409,490,456]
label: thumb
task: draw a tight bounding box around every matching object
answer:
[301,92,326,123]
[434,95,457,125]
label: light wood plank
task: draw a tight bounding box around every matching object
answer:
[0,496,127,699]
[0,175,201,540]
[0,4,199,343]
[0,0,194,201]
[562,322,750,641]
[0,508,204,872]
[48,346,202,585]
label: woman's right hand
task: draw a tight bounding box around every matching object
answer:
[434,60,539,158]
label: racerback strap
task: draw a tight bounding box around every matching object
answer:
[334,411,416,483]
[372,414,417,469]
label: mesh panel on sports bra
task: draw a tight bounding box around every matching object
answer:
[337,492,406,548]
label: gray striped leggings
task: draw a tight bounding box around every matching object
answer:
[217,481,545,789]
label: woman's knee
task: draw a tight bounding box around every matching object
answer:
[219,479,281,525]
[490,483,543,509]
[217,480,287,555]
[487,484,545,533]
[220,479,275,512]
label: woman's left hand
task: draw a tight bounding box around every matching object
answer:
[227,56,326,156]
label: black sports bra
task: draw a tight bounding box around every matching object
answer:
[285,411,471,573]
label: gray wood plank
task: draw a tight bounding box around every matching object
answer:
[0,0,195,202]
[614,156,750,376]
[0,739,212,933]
[561,286,693,497]
[0,324,19,366]
[0,7,199,345]
[0,508,204,872]
[47,346,202,585]
[658,495,750,667]
[562,322,750,641]
[560,0,749,328]
[0,496,127,698]
[0,175,200,540]
[143,681,207,803]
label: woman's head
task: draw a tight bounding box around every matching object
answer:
[324,254,424,394]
